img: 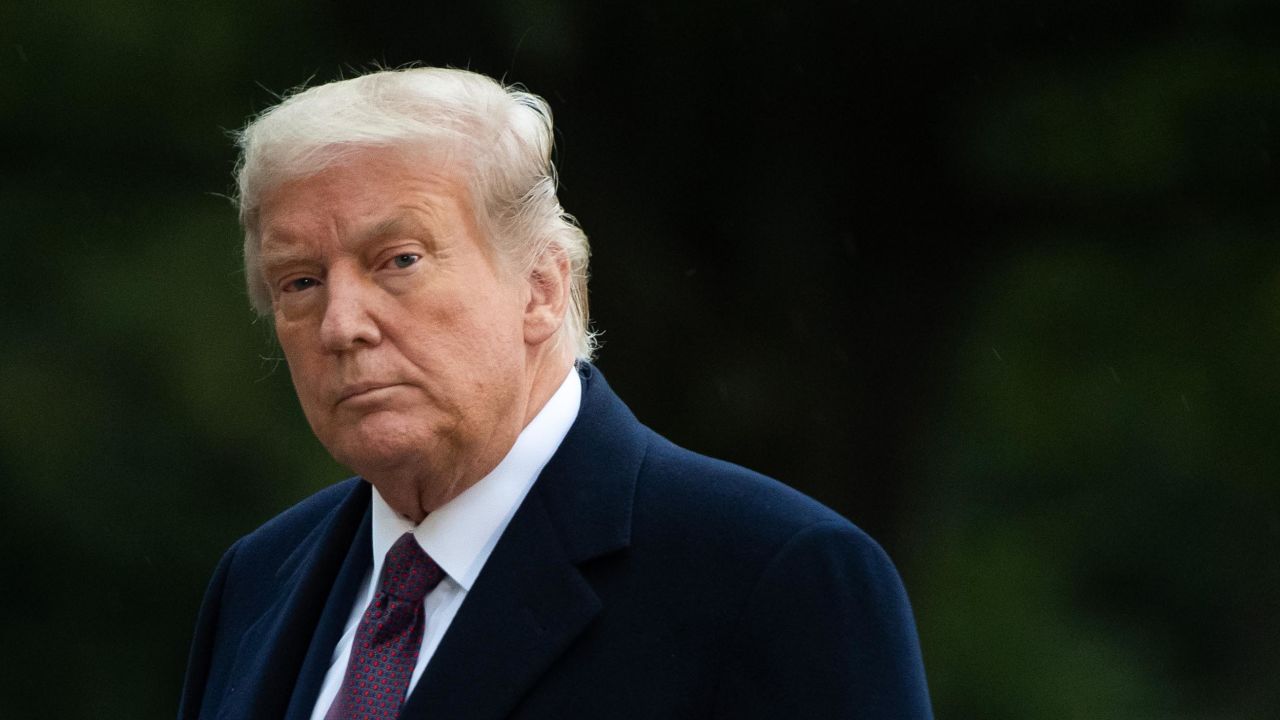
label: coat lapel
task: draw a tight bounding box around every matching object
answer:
[400,364,646,720]
[283,501,373,720]
[216,481,371,720]
[399,490,602,720]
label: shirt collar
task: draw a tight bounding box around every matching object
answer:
[369,366,582,591]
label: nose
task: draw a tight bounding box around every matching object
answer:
[319,269,382,351]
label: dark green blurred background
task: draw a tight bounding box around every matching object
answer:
[4,0,1279,717]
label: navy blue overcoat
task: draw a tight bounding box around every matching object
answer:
[179,365,933,719]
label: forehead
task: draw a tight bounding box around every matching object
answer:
[256,146,477,249]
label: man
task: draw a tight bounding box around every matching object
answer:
[179,67,932,720]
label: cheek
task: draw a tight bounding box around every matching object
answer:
[275,321,311,367]
[401,295,502,356]
[469,282,527,337]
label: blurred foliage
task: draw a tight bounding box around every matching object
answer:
[3,0,1278,718]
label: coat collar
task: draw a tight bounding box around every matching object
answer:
[527,362,644,563]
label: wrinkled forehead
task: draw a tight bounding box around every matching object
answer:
[243,142,481,235]
[270,157,465,230]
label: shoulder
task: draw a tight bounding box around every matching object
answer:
[621,428,916,638]
[632,430,877,563]
[569,365,898,585]
[629,434,930,716]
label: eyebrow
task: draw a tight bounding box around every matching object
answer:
[366,211,431,243]
[257,240,321,275]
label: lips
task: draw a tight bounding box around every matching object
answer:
[337,381,402,404]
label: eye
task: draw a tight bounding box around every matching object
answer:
[283,277,320,293]
[390,253,421,269]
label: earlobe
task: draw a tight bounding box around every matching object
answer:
[524,250,571,346]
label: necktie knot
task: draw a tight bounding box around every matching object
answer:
[382,532,443,603]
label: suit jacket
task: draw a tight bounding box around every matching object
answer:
[178,365,932,719]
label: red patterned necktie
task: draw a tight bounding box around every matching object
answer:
[327,532,444,720]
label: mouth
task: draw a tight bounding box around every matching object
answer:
[337,382,403,404]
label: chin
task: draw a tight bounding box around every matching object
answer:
[325,415,438,476]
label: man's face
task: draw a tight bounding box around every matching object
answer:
[256,147,531,505]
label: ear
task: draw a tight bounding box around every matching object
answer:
[523,247,571,347]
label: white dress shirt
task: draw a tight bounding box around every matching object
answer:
[309,367,582,719]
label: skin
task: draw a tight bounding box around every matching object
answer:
[255,146,573,523]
